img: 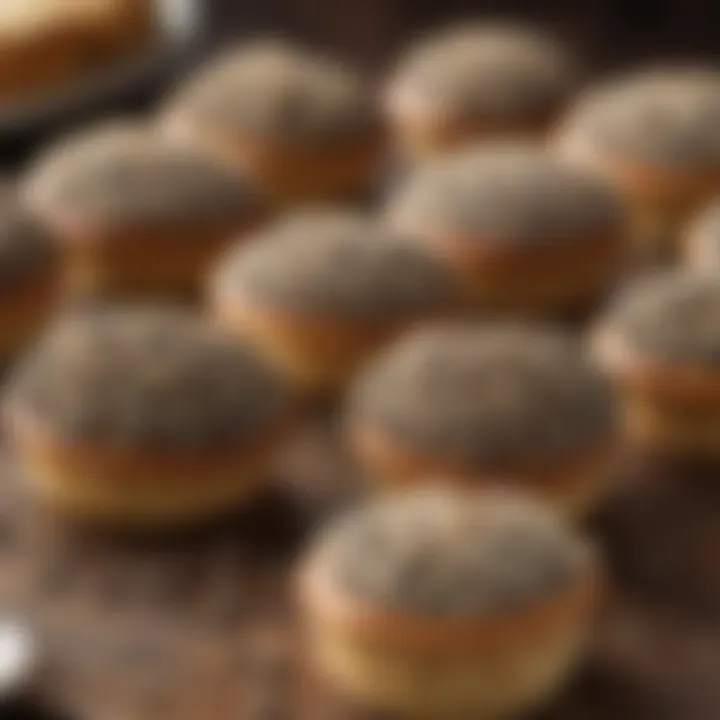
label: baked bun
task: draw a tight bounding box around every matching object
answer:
[298,486,600,716]
[3,307,294,525]
[160,42,383,207]
[387,143,625,316]
[23,121,265,301]
[346,322,616,517]
[0,186,59,363]
[554,68,720,259]
[592,271,720,458]
[385,22,575,160]
[0,0,154,107]
[209,210,459,396]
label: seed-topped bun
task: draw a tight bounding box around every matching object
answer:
[161,42,383,206]
[555,69,720,258]
[685,199,720,270]
[347,323,615,516]
[387,144,625,316]
[350,323,613,466]
[4,307,294,525]
[386,23,575,158]
[0,187,59,361]
[558,69,720,169]
[215,211,457,319]
[26,123,259,231]
[594,272,720,369]
[164,42,377,145]
[23,122,264,301]
[298,486,599,716]
[312,487,591,614]
[592,272,720,457]
[211,211,459,396]
[7,308,289,447]
[391,144,622,243]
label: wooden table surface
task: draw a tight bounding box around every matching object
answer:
[3,415,720,720]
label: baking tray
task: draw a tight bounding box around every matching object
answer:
[1,415,719,720]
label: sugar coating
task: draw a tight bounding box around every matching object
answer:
[390,23,574,120]
[558,69,720,168]
[314,487,591,615]
[348,323,614,466]
[599,271,720,367]
[6,307,290,447]
[387,144,622,244]
[0,189,57,287]
[215,211,458,319]
[164,41,377,144]
[24,122,258,231]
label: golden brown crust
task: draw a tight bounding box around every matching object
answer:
[396,226,624,314]
[211,289,443,394]
[46,209,264,299]
[620,392,720,458]
[348,420,614,515]
[298,554,600,654]
[4,404,295,523]
[0,268,59,358]
[0,0,153,105]
[163,110,384,206]
[583,151,720,217]
[591,323,720,407]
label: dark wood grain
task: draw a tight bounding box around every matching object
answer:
[2,420,720,720]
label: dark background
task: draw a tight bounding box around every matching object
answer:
[4,0,720,164]
[204,0,720,71]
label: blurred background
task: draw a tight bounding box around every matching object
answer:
[204,0,720,69]
[4,0,720,162]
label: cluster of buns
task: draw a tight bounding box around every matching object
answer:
[4,17,720,718]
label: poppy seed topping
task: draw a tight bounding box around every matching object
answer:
[348,323,614,467]
[311,487,592,615]
[6,307,291,448]
[215,211,458,320]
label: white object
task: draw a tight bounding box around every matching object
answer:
[0,620,35,697]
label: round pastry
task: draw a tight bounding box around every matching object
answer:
[22,121,265,302]
[297,486,600,717]
[554,68,720,260]
[346,323,616,517]
[592,271,720,459]
[684,199,720,271]
[385,23,576,161]
[386,144,626,317]
[3,307,294,525]
[160,42,383,207]
[0,188,59,365]
[209,210,459,396]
